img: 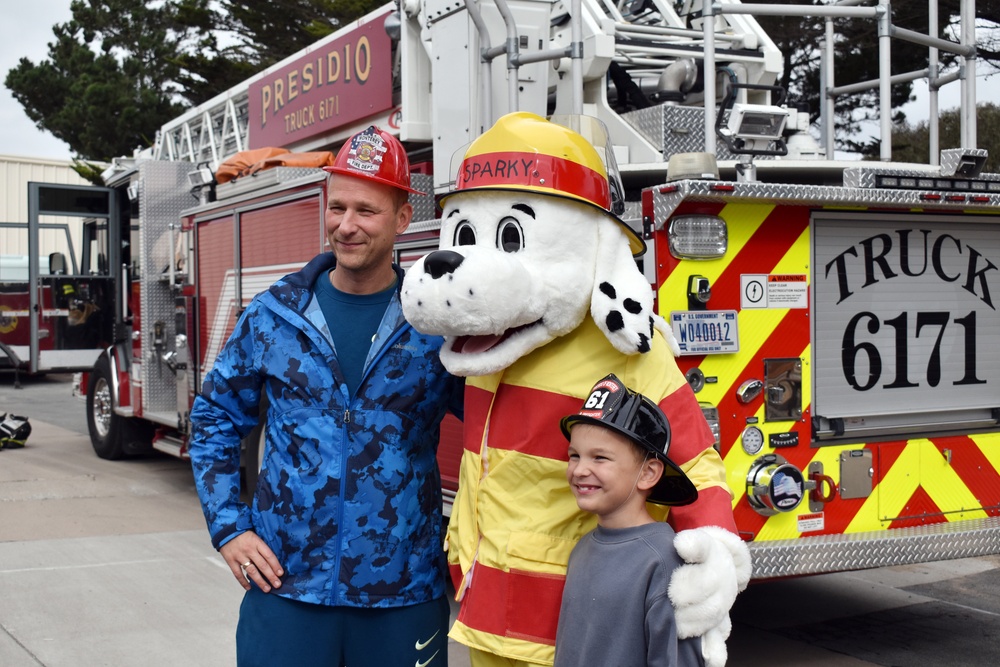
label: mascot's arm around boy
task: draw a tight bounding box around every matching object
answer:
[402,112,751,667]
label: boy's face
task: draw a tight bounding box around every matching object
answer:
[566,423,656,528]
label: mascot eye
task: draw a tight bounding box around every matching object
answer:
[497,217,524,253]
[454,221,476,246]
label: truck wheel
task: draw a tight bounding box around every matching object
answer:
[87,356,124,460]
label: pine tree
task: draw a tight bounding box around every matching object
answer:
[4,0,382,161]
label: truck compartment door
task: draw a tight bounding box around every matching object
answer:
[26,183,119,373]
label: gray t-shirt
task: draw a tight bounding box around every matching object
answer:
[554,522,704,667]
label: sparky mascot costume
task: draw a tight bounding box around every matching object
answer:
[402,112,751,667]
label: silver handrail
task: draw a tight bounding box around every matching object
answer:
[712,0,979,161]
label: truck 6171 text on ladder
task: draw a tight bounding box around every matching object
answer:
[2,0,998,579]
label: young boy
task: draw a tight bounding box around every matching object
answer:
[554,373,704,667]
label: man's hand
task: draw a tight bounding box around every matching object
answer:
[220,531,284,592]
[668,526,752,666]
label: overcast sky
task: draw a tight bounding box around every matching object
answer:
[1,2,997,164]
[1,1,75,160]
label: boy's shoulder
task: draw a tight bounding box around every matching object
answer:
[628,523,682,566]
[587,522,678,548]
[636,522,679,552]
[574,523,684,581]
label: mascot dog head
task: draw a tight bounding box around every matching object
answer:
[402,112,677,376]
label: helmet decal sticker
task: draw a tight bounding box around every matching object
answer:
[579,377,623,418]
[345,126,387,175]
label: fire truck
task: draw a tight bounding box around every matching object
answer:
[4,0,999,579]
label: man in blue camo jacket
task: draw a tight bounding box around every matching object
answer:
[189,126,463,667]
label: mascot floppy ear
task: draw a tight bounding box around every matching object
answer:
[591,220,680,356]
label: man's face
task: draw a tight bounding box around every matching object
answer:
[325,174,411,281]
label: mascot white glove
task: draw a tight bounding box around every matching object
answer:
[669,526,752,667]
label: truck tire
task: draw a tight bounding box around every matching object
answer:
[87,356,124,460]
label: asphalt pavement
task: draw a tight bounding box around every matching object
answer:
[3,371,1000,666]
[0,372,471,667]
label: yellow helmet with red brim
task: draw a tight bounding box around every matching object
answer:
[444,112,645,256]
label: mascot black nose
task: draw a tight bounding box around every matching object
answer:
[424,250,465,279]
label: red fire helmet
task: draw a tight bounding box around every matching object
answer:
[323,125,424,195]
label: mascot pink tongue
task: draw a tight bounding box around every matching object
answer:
[402,112,750,667]
[453,334,502,354]
[454,322,539,354]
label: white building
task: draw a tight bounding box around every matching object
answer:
[1,154,94,280]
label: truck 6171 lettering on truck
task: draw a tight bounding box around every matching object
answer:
[823,227,998,307]
[814,215,1000,419]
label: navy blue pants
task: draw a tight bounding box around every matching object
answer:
[236,588,450,667]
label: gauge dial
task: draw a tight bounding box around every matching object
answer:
[741,425,764,455]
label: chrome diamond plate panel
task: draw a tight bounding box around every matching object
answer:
[622,106,665,152]
[622,105,739,160]
[137,160,198,420]
[407,217,443,235]
[750,516,1000,579]
[410,174,436,223]
[843,166,1000,189]
[648,179,1000,231]
[941,147,989,176]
